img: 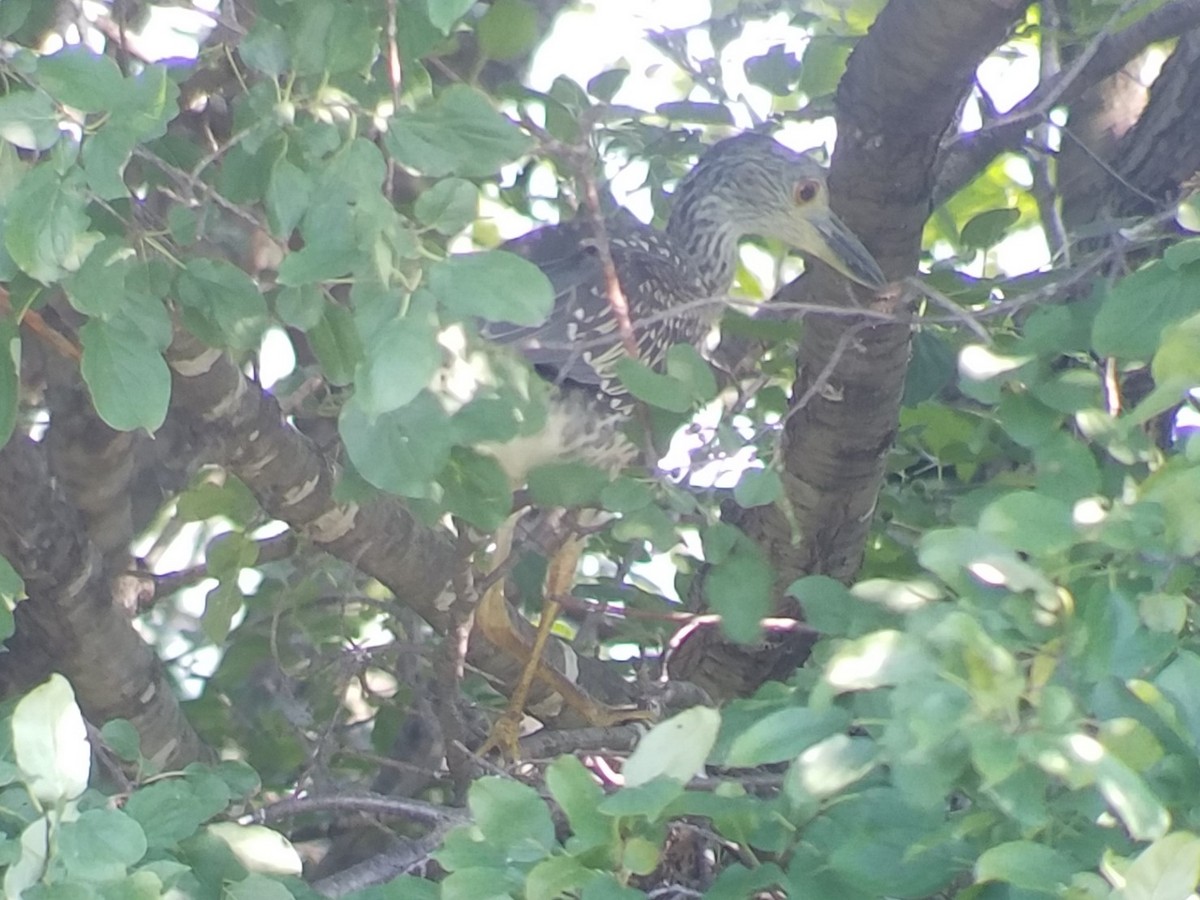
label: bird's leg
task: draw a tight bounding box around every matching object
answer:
[475,519,652,759]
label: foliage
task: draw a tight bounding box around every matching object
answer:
[0,0,1199,898]
[0,675,306,899]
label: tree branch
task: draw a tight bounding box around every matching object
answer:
[0,438,213,768]
[934,0,1200,206]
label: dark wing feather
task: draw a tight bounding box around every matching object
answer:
[486,213,700,389]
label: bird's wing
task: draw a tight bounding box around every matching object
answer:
[486,216,694,388]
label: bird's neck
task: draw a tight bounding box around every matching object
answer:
[666,191,743,297]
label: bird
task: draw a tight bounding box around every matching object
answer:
[479,132,887,483]
[471,132,887,756]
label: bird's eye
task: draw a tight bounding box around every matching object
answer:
[793,179,820,204]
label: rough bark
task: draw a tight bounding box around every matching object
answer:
[671,0,1034,698]
[760,0,1032,584]
[934,0,1200,207]
[1103,29,1200,217]
[0,438,213,769]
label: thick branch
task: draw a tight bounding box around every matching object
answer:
[746,0,1031,587]
[1104,28,1200,215]
[0,438,212,769]
[165,330,634,719]
[934,0,1200,206]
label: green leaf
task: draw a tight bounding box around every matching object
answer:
[440,867,525,900]
[353,315,442,416]
[974,841,1077,893]
[239,19,290,76]
[438,448,512,531]
[285,0,377,76]
[0,0,31,38]
[824,630,933,693]
[784,734,877,803]
[704,541,772,643]
[0,91,60,150]
[308,304,362,386]
[587,68,630,102]
[716,707,850,768]
[797,35,852,98]
[225,874,295,900]
[613,357,692,413]
[202,579,244,644]
[611,503,677,552]
[414,178,478,235]
[545,756,612,852]
[265,159,313,238]
[124,778,228,850]
[1151,312,1200,386]
[0,553,23,644]
[599,476,653,514]
[477,0,539,60]
[115,64,179,141]
[744,44,800,96]
[527,461,609,507]
[997,391,1059,447]
[79,318,170,433]
[623,706,720,786]
[4,165,97,283]
[733,467,782,508]
[176,259,269,351]
[468,776,556,859]
[787,575,857,635]
[1121,831,1200,900]
[701,521,741,565]
[274,285,324,330]
[38,46,125,112]
[655,101,735,125]
[1164,237,1200,268]
[903,330,956,405]
[526,855,595,900]
[1094,259,1200,359]
[804,787,963,898]
[81,123,136,200]
[207,823,302,877]
[13,674,89,803]
[64,235,137,319]
[339,392,452,498]
[978,491,1076,556]
[6,818,50,899]
[206,532,260,578]
[59,808,148,881]
[664,343,717,402]
[959,207,1020,250]
[0,317,18,448]
[176,477,260,525]
[428,250,554,326]
[99,719,141,763]
[1038,732,1169,841]
[386,85,531,177]
[426,0,474,33]
[596,776,683,820]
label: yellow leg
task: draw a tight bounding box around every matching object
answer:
[474,523,652,759]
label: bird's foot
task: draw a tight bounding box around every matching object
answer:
[475,708,525,760]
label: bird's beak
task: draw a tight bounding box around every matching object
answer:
[805,209,887,290]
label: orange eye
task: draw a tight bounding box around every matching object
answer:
[793,179,819,204]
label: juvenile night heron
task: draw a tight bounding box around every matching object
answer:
[474,133,886,756]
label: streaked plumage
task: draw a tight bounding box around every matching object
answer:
[482,133,886,482]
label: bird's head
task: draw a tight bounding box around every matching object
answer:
[677,133,887,290]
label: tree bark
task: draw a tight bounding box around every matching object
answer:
[0,438,213,768]
[675,0,1034,697]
